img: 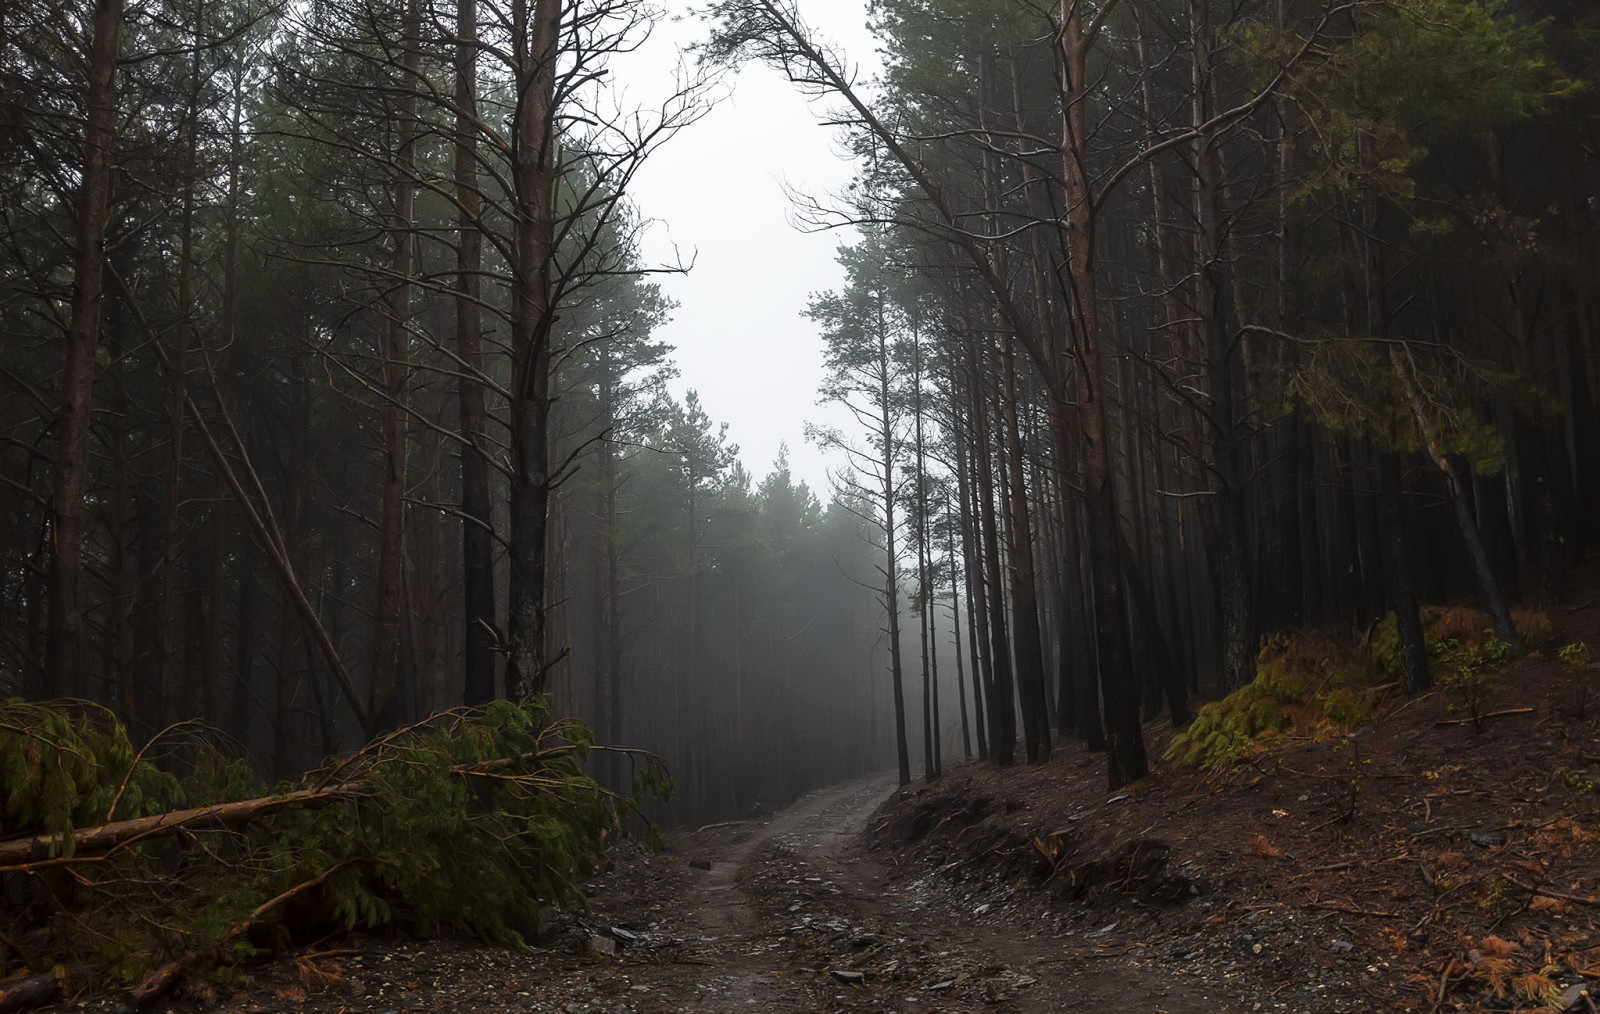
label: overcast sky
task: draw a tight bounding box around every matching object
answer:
[616,1,883,497]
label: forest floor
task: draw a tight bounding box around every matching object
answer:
[29,574,1600,1014]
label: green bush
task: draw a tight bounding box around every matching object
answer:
[1438,639,1509,732]
[1373,607,1555,679]
[0,699,669,983]
[1557,641,1594,717]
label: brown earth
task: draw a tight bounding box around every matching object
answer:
[868,586,1600,1014]
[25,772,1248,1014]
[25,580,1600,1014]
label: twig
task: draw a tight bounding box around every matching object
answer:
[1429,958,1457,1014]
[1433,707,1535,727]
[131,862,354,1006]
[1501,874,1600,908]
[1303,901,1399,918]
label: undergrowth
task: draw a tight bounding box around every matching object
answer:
[1372,605,1553,677]
[0,698,667,987]
[1167,606,1554,771]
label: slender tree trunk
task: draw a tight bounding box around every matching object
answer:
[949,358,990,760]
[999,335,1050,763]
[970,339,1015,764]
[1358,178,1430,691]
[594,368,621,785]
[456,0,497,706]
[913,329,937,781]
[947,506,973,760]
[1191,0,1256,693]
[44,0,124,698]
[878,303,911,788]
[505,0,562,700]
[1059,0,1147,786]
[371,0,420,727]
[159,32,202,727]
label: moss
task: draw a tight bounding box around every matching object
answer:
[1167,630,1393,771]
[1322,686,1376,727]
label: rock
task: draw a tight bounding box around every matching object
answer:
[930,980,955,992]
[689,858,713,870]
[609,926,638,944]
[1331,940,1354,953]
[1468,829,1507,848]
[1561,982,1592,1011]
[830,969,866,984]
[587,933,618,958]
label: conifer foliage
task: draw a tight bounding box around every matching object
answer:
[0,698,660,990]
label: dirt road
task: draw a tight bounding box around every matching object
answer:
[165,771,1275,1014]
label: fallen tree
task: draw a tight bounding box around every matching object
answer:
[0,698,668,1002]
[0,788,348,869]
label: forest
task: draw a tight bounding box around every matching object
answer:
[2,0,1599,1001]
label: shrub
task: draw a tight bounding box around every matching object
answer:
[1438,639,1509,732]
[1166,633,1378,770]
[0,699,668,985]
[1556,641,1594,717]
[1372,606,1555,680]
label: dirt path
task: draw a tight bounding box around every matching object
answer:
[122,772,1266,1014]
[565,771,1240,1014]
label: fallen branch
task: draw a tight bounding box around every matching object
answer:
[0,973,61,1014]
[1433,707,1535,727]
[0,788,352,868]
[1302,900,1399,918]
[1502,874,1600,908]
[131,862,353,1006]
[0,748,580,869]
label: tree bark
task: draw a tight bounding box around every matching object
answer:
[505,0,562,700]
[999,334,1050,763]
[371,0,420,727]
[1059,0,1148,787]
[44,0,124,698]
[455,0,497,706]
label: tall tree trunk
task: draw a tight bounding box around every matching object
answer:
[159,29,202,727]
[594,368,621,786]
[999,335,1050,763]
[371,0,420,727]
[1191,0,1256,693]
[1059,0,1148,787]
[44,0,124,698]
[878,298,911,788]
[456,0,497,706]
[913,328,937,781]
[505,0,562,700]
[969,339,1015,765]
[947,506,973,760]
[1358,175,1430,691]
[949,357,990,761]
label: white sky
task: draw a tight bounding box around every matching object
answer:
[616,1,882,496]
